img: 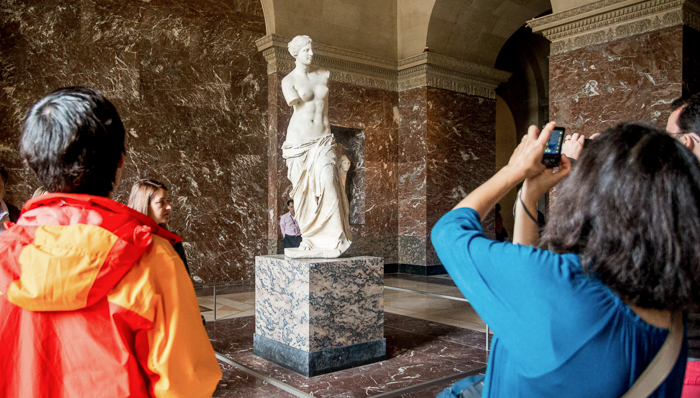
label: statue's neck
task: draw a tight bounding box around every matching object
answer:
[295,61,310,73]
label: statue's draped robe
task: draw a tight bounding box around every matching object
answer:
[282,133,352,252]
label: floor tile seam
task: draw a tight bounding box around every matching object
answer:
[215,352,314,398]
[383,324,489,350]
[383,286,468,302]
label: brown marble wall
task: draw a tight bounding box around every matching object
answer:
[0,0,268,282]
[550,26,684,137]
[398,87,496,270]
[267,73,399,263]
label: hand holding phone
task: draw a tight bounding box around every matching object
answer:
[542,127,565,168]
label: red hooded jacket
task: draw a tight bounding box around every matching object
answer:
[0,194,221,397]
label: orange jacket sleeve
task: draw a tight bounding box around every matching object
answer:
[109,235,221,398]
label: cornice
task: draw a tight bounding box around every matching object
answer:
[398,64,508,99]
[255,34,510,98]
[528,0,700,55]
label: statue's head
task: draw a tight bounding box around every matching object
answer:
[288,35,313,64]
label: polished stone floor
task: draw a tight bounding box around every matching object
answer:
[195,274,490,397]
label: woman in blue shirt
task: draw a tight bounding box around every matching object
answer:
[432,122,700,397]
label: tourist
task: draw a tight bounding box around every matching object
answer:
[128,179,189,273]
[0,87,221,397]
[666,92,700,398]
[0,165,21,235]
[280,199,302,248]
[433,122,699,397]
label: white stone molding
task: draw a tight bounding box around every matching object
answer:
[398,53,511,99]
[255,34,511,98]
[528,0,700,55]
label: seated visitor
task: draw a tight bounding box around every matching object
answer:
[0,87,221,397]
[666,92,700,398]
[433,122,699,397]
[280,199,302,248]
[128,179,189,274]
[0,165,21,235]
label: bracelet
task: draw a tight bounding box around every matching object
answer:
[518,191,538,225]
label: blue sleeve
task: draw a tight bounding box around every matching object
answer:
[431,208,582,354]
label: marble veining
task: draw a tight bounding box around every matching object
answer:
[255,255,383,353]
[0,0,268,283]
[550,26,683,137]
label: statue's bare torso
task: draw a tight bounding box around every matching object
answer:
[281,67,330,145]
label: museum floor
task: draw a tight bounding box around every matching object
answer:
[195,274,491,397]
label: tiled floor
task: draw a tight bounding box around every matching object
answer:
[207,313,488,397]
[196,274,490,397]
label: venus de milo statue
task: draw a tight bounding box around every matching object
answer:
[281,35,352,258]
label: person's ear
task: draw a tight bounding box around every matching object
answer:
[679,134,695,151]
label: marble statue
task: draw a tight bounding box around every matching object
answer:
[281,35,352,258]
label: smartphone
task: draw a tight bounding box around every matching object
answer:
[542,127,565,168]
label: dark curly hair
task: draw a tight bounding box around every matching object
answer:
[541,123,700,311]
[20,87,125,197]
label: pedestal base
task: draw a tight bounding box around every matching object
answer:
[254,334,386,377]
[255,255,385,377]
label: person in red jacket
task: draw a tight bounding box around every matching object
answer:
[0,87,221,397]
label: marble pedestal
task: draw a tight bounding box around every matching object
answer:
[254,255,385,377]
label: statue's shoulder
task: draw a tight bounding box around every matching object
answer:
[316,68,330,79]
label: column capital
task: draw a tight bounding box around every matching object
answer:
[528,0,700,55]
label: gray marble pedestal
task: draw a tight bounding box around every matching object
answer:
[254,255,385,377]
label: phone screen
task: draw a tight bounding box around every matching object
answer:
[544,128,565,155]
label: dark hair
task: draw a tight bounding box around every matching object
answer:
[0,165,7,185]
[541,123,700,311]
[20,87,125,197]
[287,199,294,206]
[675,93,700,134]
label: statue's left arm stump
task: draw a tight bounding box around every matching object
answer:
[254,255,385,377]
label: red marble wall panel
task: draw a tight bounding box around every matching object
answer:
[397,87,496,268]
[427,89,496,264]
[550,26,684,137]
[0,0,268,283]
[398,88,428,239]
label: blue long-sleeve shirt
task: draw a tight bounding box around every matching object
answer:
[431,208,686,398]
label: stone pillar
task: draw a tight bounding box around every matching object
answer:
[529,0,700,136]
[397,54,509,274]
[254,255,385,377]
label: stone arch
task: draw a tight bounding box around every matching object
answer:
[425,0,552,66]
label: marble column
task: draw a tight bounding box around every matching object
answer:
[529,0,700,137]
[397,54,509,274]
